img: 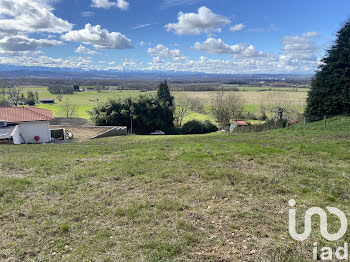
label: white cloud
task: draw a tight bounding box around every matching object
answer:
[139,41,152,47]
[0,0,72,36]
[0,55,93,69]
[0,35,62,55]
[81,11,95,18]
[31,50,44,56]
[145,32,321,74]
[301,31,319,38]
[33,0,61,9]
[146,55,277,74]
[194,38,264,57]
[91,0,115,9]
[122,61,136,67]
[230,23,245,32]
[61,24,133,50]
[75,45,99,55]
[116,0,129,10]
[148,44,186,61]
[91,0,129,10]
[165,6,230,35]
[152,56,164,63]
[280,31,319,65]
[0,31,321,73]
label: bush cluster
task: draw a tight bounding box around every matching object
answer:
[182,120,218,134]
[90,81,175,135]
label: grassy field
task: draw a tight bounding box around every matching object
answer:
[221,85,310,92]
[175,91,307,106]
[23,87,144,119]
[21,85,308,122]
[1,117,350,261]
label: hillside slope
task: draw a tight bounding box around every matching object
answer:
[1,117,350,261]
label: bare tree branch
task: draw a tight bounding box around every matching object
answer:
[175,94,191,127]
[61,98,77,118]
[7,85,23,107]
[211,91,244,127]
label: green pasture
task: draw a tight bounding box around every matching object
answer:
[1,117,350,261]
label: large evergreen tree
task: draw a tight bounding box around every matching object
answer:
[156,80,174,108]
[132,96,174,134]
[305,19,350,118]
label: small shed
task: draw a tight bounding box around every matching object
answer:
[233,121,249,126]
[230,121,249,133]
[0,107,54,144]
[39,99,55,104]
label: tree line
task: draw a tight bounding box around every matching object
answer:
[0,85,39,107]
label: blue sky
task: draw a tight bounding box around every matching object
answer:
[0,0,350,74]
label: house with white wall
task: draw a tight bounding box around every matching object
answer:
[0,107,54,144]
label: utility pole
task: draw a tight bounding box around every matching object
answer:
[129,97,133,134]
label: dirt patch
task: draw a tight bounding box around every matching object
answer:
[51,125,113,141]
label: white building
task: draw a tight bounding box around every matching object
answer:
[0,107,54,144]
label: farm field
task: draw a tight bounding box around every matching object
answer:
[0,117,350,261]
[221,84,310,92]
[21,85,308,121]
[174,91,307,106]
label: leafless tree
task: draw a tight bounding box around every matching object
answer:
[187,97,204,113]
[210,91,244,127]
[7,86,23,107]
[261,92,301,122]
[0,84,6,107]
[61,98,76,118]
[174,94,191,127]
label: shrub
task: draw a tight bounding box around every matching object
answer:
[182,120,218,134]
[204,120,219,133]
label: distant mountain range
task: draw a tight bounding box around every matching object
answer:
[0,64,314,81]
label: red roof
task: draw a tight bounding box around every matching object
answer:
[0,107,54,123]
[234,121,249,126]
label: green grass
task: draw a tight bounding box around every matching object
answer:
[34,104,93,119]
[1,116,350,261]
[182,110,216,124]
[31,89,152,119]
[34,89,145,106]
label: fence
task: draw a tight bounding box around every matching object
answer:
[231,115,350,134]
[301,115,350,130]
[231,119,287,134]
